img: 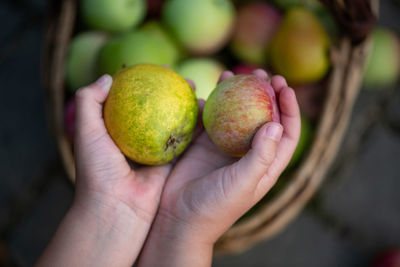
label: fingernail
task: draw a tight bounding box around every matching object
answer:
[186,78,196,90]
[253,69,268,80]
[265,123,283,141]
[96,74,112,89]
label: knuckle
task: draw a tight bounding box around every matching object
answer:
[256,148,275,167]
[220,168,234,199]
[75,86,92,100]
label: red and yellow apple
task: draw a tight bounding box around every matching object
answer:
[203,74,280,156]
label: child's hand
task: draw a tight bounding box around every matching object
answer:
[138,70,301,267]
[74,74,171,222]
[37,75,172,266]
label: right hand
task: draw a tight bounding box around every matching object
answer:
[138,70,301,267]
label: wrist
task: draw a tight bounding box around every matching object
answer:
[71,194,142,235]
[59,193,153,266]
[37,196,152,267]
[73,190,138,225]
[137,211,214,267]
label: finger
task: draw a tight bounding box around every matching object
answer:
[271,75,288,94]
[198,98,205,112]
[186,78,196,91]
[252,69,269,80]
[227,122,283,189]
[268,87,301,178]
[74,74,112,138]
[279,87,301,140]
[218,70,234,83]
[74,75,134,180]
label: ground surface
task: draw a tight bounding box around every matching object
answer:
[0,0,399,266]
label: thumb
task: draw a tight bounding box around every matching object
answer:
[74,74,112,139]
[229,122,283,187]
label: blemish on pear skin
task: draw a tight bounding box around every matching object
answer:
[165,135,177,151]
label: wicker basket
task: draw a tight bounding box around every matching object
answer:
[42,0,378,255]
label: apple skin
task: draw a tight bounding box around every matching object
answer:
[98,21,181,75]
[231,2,282,65]
[81,0,146,33]
[203,74,280,157]
[162,0,235,55]
[66,31,109,93]
[363,27,400,89]
[176,58,225,100]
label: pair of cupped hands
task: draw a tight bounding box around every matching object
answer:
[37,69,300,267]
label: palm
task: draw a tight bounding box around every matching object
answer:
[169,131,234,185]
[159,129,234,212]
[77,130,172,223]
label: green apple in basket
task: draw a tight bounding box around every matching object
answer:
[363,27,400,89]
[287,115,313,168]
[66,31,109,93]
[81,0,146,33]
[98,21,181,75]
[162,0,235,55]
[176,58,225,100]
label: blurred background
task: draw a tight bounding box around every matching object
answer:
[0,0,399,266]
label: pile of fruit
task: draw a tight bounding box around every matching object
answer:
[63,0,400,168]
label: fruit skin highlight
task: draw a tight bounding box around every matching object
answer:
[104,64,198,165]
[203,74,280,157]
